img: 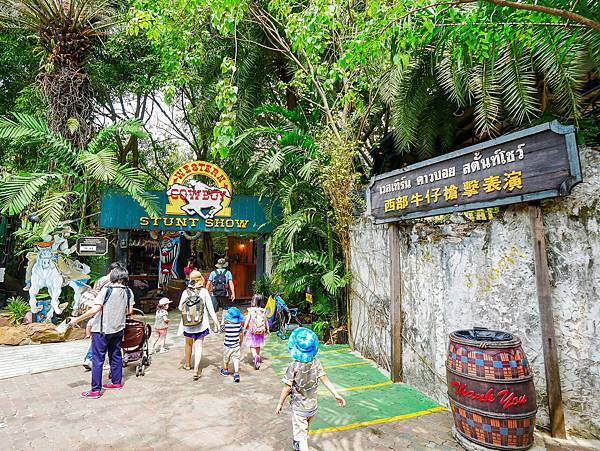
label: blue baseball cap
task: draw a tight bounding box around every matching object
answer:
[224,307,244,324]
[288,327,319,363]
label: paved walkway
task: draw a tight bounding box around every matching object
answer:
[0,315,460,450]
[2,313,593,450]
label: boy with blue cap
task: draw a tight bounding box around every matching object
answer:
[220,307,244,382]
[275,327,346,451]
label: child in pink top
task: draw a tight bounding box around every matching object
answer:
[243,294,269,369]
[151,298,171,353]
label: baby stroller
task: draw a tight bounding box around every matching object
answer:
[122,308,152,377]
[268,294,302,339]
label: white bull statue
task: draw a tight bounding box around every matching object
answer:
[29,245,90,322]
[167,180,231,219]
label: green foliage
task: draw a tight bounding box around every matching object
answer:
[387,6,599,158]
[85,255,109,282]
[0,0,116,71]
[0,30,38,114]
[0,114,158,234]
[7,296,29,325]
[211,57,239,158]
[253,273,279,298]
[239,105,349,329]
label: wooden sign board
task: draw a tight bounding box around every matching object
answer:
[368,121,581,223]
[76,237,109,256]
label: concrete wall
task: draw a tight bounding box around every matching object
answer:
[349,146,600,438]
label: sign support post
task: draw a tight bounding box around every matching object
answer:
[528,202,566,438]
[389,223,403,383]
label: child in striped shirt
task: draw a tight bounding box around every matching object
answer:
[220,307,244,383]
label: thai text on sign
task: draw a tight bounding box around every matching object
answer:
[368,121,581,222]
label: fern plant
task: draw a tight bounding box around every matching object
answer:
[0,114,158,235]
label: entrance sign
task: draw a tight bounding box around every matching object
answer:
[100,160,278,232]
[100,191,276,233]
[166,161,232,217]
[368,121,581,223]
[76,237,109,256]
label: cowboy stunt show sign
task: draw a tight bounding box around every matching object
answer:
[165,161,232,217]
[100,161,276,233]
[368,121,581,222]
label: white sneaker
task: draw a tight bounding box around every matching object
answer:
[159,348,169,353]
[83,359,92,371]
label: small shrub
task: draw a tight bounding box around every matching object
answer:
[7,296,30,325]
[253,274,279,297]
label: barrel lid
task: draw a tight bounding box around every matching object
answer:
[450,328,521,347]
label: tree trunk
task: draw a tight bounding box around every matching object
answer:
[200,232,214,269]
[274,57,298,110]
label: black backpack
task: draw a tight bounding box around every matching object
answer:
[212,270,229,297]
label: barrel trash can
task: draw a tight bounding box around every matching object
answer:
[446,328,537,450]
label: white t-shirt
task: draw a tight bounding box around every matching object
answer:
[178,287,215,334]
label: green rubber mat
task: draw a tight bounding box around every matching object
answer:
[263,334,443,434]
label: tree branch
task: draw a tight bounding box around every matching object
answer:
[403,0,600,33]
[483,0,600,32]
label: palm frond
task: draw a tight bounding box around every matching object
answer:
[0,113,77,167]
[0,172,60,215]
[470,55,502,137]
[37,191,73,235]
[321,263,349,294]
[497,42,539,124]
[88,118,147,154]
[532,28,587,121]
[106,164,158,216]
[79,148,120,182]
[437,49,470,107]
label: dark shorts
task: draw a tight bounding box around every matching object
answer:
[212,296,230,312]
[183,329,210,340]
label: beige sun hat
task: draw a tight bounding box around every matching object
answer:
[215,258,228,268]
[189,270,205,286]
[189,270,203,280]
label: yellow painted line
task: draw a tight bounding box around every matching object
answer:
[277,360,370,376]
[269,348,350,359]
[324,361,370,370]
[316,380,394,395]
[309,406,448,435]
[339,380,393,392]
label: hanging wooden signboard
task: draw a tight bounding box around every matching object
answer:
[368,121,581,223]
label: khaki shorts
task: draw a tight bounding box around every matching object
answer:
[291,411,313,443]
[223,345,241,365]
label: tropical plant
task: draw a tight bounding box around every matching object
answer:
[385,5,600,159]
[0,0,118,146]
[7,296,29,325]
[0,114,158,235]
[239,105,350,329]
[253,273,279,298]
